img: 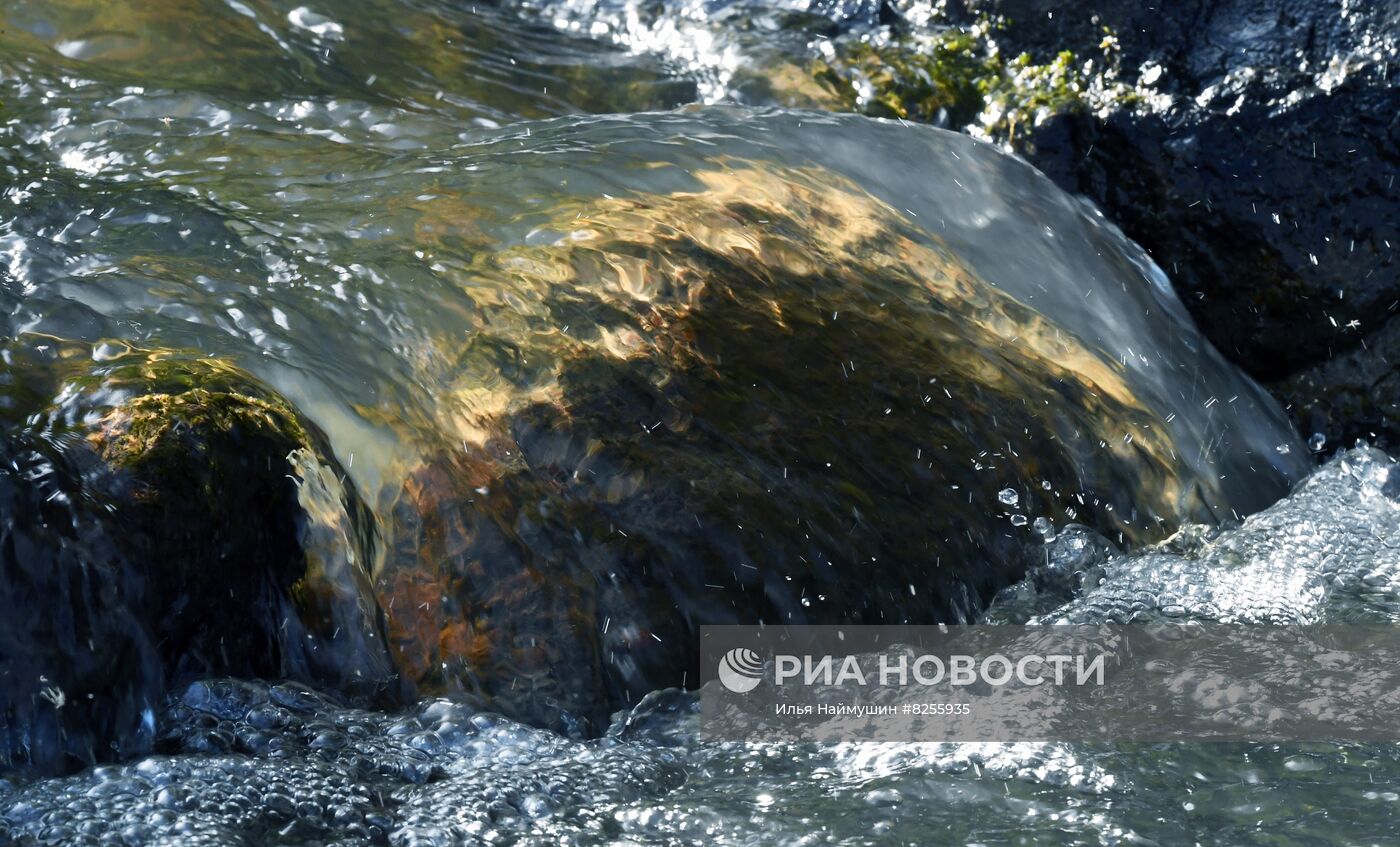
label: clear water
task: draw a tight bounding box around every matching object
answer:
[0,1,1385,845]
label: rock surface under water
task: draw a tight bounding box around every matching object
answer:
[0,101,1308,758]
[5,449,1400,845]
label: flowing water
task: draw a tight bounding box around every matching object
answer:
[0,1,1392,845]
[7,449,1400,846]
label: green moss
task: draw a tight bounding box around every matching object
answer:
[816,29,997,127]
[814,19,1138,142]
[100,388,310,473]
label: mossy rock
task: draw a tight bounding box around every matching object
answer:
[81,358,394,694]
[810,19,1136,140]
[0,351,397,771]
[91,383,317,678]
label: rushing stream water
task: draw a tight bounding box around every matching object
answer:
[0,1,1395,845]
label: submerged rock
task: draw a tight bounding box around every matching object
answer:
[0,350,396,773]
[365,112,1308,730]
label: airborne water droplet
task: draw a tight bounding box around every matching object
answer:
[997,488,1019,507]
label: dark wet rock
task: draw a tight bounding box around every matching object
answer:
[941,0,1400,390]
[370,155,1303,732]
[0,432,161,775]
[93,386,316,676]
[1277,314,1400,452]
[0,351,397,774]
[82,359,397,699]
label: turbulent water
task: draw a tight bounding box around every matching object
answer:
[0,0,1391,845]
[6,450,1400,846]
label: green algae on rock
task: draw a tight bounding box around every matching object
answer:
[811,18,1138,141]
